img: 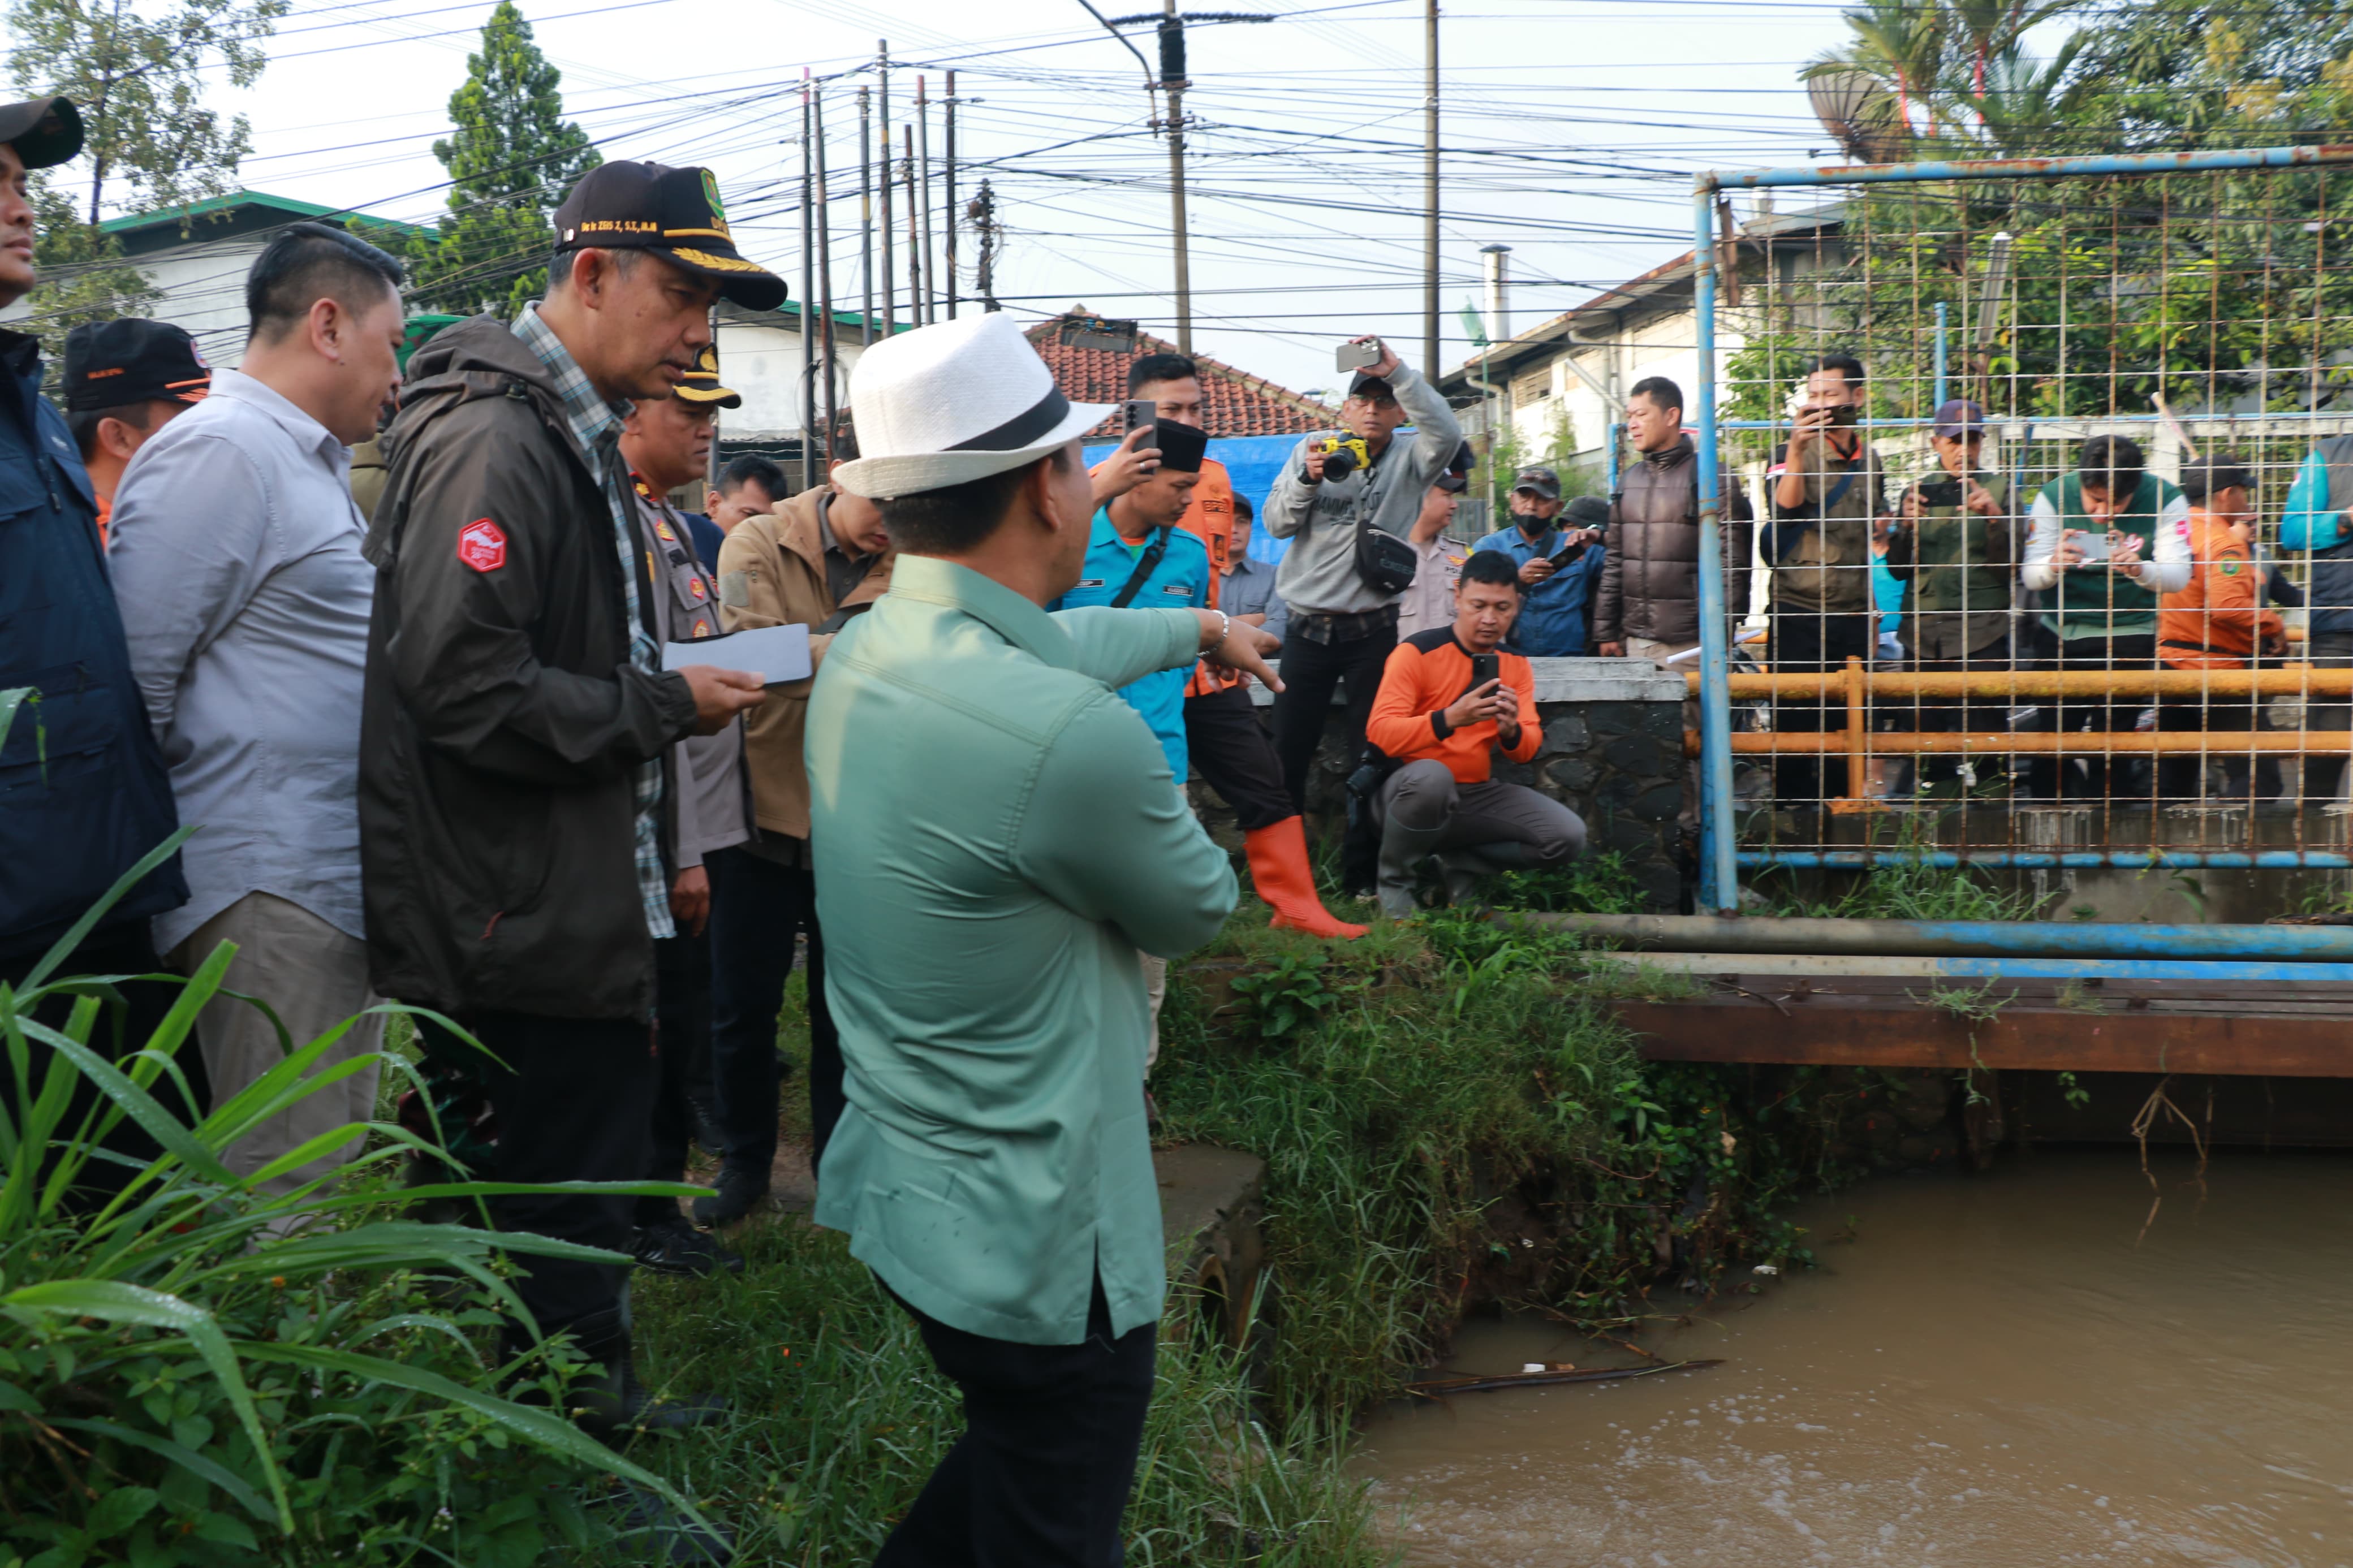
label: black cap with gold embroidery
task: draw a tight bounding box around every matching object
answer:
[552,161,786,312]
[675,343,742,409]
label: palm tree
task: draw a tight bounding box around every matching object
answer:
[1970,36,2092,153]
[1943,0,2086,100]
[1802,0,1951,135]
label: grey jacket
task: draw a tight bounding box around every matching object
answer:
[1265,362,1463,616]
[633,488,749,866]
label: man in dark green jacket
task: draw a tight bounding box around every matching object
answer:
[359,162,773,1458]
[1884,400,2019,791]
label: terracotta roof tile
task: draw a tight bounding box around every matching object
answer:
[1024,311,1331,440]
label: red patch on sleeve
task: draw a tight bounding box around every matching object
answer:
[456,518,507,572]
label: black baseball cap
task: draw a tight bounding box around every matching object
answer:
[63,319,211,411]
[0,96,83,170]
[1512,465,1562,500]
[1346,372,1397,401]
[553,161,786,311]
[1434,438,1473,493]
[1563,494,1610,531]
[2180,452,2257,502]
[675,343,742,409]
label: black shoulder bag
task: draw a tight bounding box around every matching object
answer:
[1111,525,1175,608]
[1348,456,1419,595]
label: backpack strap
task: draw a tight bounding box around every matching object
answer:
[1110,525,1175,607]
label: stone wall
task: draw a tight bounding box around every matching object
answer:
[1242,656,1693,912]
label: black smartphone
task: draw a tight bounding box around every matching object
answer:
[1916,476,1963,508]
[1471,652,1499,691]
[1547,538,1587,571]
[1123,399,1156,434]
[1827,404,1859,427]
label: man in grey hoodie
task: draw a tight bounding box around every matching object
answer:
[1264,337,1462,828]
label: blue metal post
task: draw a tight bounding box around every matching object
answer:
[1606,419,1623,496]
[1691,177,1738,912]
[1932,301,1949,409]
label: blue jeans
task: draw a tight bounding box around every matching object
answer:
[704,844,842,1179]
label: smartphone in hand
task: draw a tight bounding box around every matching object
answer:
[1123,399,1156,433]
[1337,339,1384,373]
[1471,652,1499,691]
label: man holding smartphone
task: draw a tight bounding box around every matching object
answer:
[1363,551,1586,917]
[1881,399,2020,793]
[1265,336,1463,879]
[2020,434,2190,798]
[1470,468,1607,656]
[1765,353,1886,803]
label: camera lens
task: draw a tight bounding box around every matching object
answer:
[1324,444,1358,481]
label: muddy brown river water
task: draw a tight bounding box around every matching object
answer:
[1354,1149,2353,1566]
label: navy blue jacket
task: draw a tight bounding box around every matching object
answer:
[0,327,186,961]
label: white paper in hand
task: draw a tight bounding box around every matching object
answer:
[662,623,812,686]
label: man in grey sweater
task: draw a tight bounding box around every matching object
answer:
[1265,338,1462,828]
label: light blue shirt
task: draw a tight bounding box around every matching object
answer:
[1050,510,1212,777]
[1472,524,1605,656]
[110,369,373,953]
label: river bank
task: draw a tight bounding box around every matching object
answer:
[628,878,1889,1563]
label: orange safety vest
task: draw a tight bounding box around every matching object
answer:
[2157,506,2282,669]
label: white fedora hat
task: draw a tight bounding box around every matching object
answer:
[833,313,1113,500]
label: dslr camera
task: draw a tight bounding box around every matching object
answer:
[1312,434,1372,483]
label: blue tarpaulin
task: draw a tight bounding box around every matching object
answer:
[1081,433,1311,565]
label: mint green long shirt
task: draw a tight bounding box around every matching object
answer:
[805,555,1240,1345]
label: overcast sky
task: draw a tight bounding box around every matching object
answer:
[31,0,1880,399]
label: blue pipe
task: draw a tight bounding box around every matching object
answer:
[1705,411,2353,430]
[1563,911,2353,961]
[1738,850,2353,870]
[1917,956,2353,983]
[1933,301,1949,409]
[1705,143,2353,193]
[1606,419,1623,496]
[1691,185,1736,912]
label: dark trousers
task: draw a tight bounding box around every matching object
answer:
[464,1010,656,1334]
[705,844,842,1177]
[1767,611,1875,802]
[1908,634,2016,786]
[1268,616,1398,815]
[2025,634,2157,800]
[2156,690,2269,801]
[2,923,208,1208]
[639,931,712,1229]
[1183,685,1293,831]
[876,1276,1158,1568]
[2304,631,2353,801]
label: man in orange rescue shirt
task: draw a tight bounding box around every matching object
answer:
[1365,549,1587,917]
[1093,351,1365,938]
[2156,451,2285,803]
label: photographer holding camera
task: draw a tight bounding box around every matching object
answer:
[1765,353,1886,802]
[1881,400,2020,793]
[1265,337,1463,856]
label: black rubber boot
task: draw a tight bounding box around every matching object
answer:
[689,1165,770,1229]
[551,1304,730,1439]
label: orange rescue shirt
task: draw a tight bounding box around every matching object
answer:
[1365,628,1543,783]
[2157,506,2283,669]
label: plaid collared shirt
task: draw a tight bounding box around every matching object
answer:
[512,305,675,942]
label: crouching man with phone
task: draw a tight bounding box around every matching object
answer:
[1363,550,1587,917]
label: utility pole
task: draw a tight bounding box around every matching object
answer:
[815,84,837,461]
[878,40,893,339]
[798,72,815,493]
[1423,0,1440,377]
[943,70,958,319]
[1159,0,1191,351]
[859,86,873,348]
[971,180,999,312]
[903,123,920,325]
[917,77,936,327]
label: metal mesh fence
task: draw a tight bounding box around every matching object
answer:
[1688,148,2353,893]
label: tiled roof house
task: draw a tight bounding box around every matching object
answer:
[1024,309,1331,439]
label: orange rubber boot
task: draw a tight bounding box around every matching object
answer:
[1245,817,1369,940]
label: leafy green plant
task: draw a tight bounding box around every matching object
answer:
[0,695,711,1564]
[1226,952,1339,1040]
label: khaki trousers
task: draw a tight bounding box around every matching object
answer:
[1140,952,1168,1076]
[170,891,385,1200]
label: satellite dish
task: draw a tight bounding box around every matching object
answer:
[1807,70,1907,163]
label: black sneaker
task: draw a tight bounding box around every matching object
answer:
[689,1165,770,1229]
[632,1215,745,1277]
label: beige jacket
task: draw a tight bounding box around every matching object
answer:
[716,487,895,839]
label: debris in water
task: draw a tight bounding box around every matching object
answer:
[1753,1263,1779,1276]
[1407,1359,1724,1398]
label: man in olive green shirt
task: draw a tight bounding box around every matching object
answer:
[807,312,1277,1567]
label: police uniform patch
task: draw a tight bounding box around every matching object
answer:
[720,570,752,607]
[457,517,507,572]
[692,617,712,636]
[655,518,678,543]
[2220,557,2243,576]
[689,576,709,601]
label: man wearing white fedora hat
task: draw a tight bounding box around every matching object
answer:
[808,310,1279,1566]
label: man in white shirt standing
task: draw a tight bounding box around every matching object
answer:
[110,222,407,1198]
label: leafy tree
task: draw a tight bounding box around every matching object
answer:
[406,0,600,318]
[5,0,285,350]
